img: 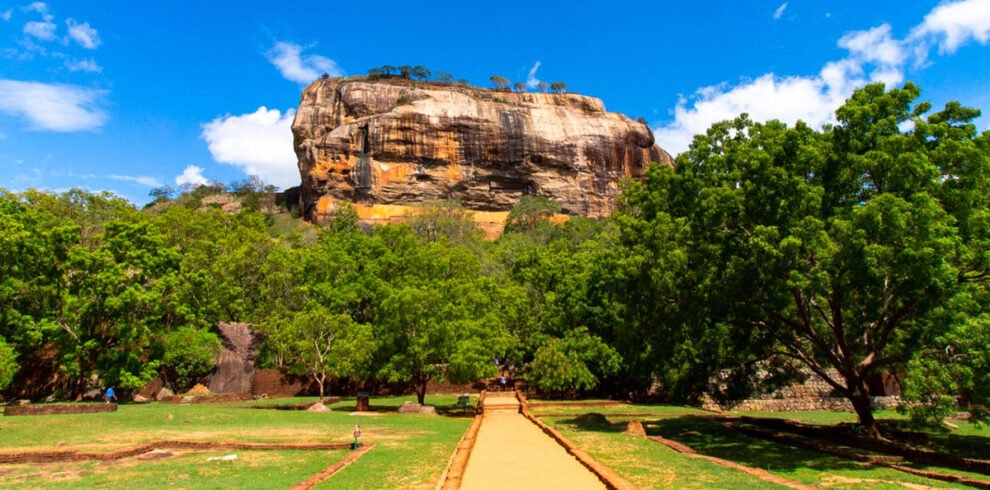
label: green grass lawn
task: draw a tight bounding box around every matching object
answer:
[545,416,784,489]
[0,395,471,489]
[527,399,709,417]
[647,415,972,489]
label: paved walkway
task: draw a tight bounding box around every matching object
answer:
[459,393,606,490]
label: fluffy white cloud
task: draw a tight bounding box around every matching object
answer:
[526,61,542,88]
[23,2,48,14]
[201,107,298,189]
[66,18,100,49]
[654,72,853,155]
[267,41,342,84]
[652,1,990,156]
[65,58,101,73]
[175,165,209,187]
[911,0,990,54]
[106,174,162,187]
[23,17,55,40]
[1,9,12,21]
[774,2,788,20]
[0,79,107,131]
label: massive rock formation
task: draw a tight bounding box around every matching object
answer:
[292,77,673,227]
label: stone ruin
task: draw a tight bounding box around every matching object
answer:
[702,368,902,412]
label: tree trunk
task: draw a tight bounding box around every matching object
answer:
[316,375,325,402]
[848,378,882,439]
[416,377,427,405]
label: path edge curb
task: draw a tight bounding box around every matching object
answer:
[516,392,637,490]
[436,390,486,490]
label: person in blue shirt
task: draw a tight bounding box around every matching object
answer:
[105,386,117,404]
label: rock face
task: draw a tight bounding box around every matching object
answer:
[292,78,673,225]
[206,323,265,394]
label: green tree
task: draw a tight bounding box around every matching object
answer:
[408,200,482,244]
[618,83,990,437]
[527,327,621,395]
[411,66,431,81]
[504,195,562,236]
[513,82,526,92]
[161,326,220,391]
[286,304,374,402]
[0,337,16,391]
[398,65,413,80]
[381,65,396,77]
[489,75,510,90]
[376,239,511,404]
[434,71,454,83]
[550,82,566,93]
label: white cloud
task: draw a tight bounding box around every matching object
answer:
[23,3,48,14]
[23,17,55,40]
[65,58,101,73]
[0,79,107,131]
[65,18,100,49]
[839,24,905,66]
[525,61,542,88]
[267,41,342,84]
[1,9,12,21]
[910,0,990,54]
[652,1,990,156]
[106,174,162,187]
[774,2,788,20]
[175,165,209,187]
[201,107,298,189]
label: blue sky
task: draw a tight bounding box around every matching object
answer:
[1,0,989,203]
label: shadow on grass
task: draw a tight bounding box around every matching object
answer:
[554,413,630,433]
[645,415,877,474]
[879,420,990,462]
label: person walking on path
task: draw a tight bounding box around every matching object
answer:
[352,424,361,450]
[104,386,117,404]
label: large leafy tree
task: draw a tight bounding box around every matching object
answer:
[619,83,990,437]
[285,304,374,402]
[376,235,512,404]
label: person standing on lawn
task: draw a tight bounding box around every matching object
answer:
[105,386,117,404]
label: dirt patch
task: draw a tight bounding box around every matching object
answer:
[4,404,117,416]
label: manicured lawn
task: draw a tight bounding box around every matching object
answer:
[648,416,972,489]
[545,416,783,489]
[0,395,471,489]
[527,399,709,417]
[0,450,341,489]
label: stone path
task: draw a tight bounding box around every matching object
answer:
[459,393,606,490]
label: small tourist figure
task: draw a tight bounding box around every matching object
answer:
[352,424,361,450]
[499,374,507,392]
[105,386,117,404]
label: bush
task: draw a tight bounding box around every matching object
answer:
[0,337,17,391]
[162,327,221,391]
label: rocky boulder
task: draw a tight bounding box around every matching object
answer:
[292,78,673,231]
[207,322,265,394]
[397,401,437,415]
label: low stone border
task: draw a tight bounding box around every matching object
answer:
[290,443,376,490]
[0,440,353,464]
[4,403,117,416]
[531,412,719,419]
[437,417,484,488]
[646,434,815,490]
[731,422,990,489]
[516,392,636,490]
[159,393,255,404]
